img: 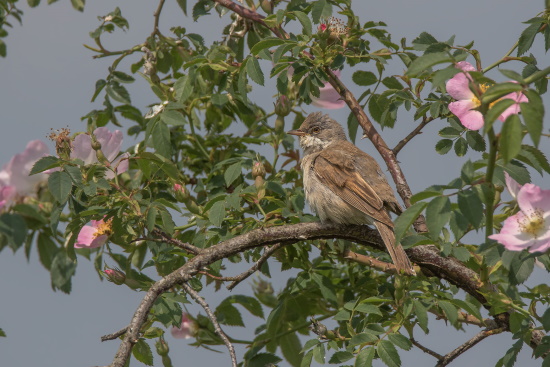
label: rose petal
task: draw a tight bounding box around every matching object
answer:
[448,100,484,130]
[94,127,123,162]
[504,172,522,199]
[517,184,550,213]
[446,72,475,100]
[71,134,95,164]
[75,225,99,248]
[455,61,476,72]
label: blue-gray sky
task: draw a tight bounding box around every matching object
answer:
[0,1,548,366]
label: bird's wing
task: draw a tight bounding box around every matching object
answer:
[313,145,394,228]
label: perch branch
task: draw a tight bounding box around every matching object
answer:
[435,327,505,366]
[227,242,285,290]
[152,229,201,255]
[181,282,237,367]
[411,338,444,360]
[101,327,128,342]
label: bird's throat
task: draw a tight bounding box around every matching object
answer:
[299,135,330,154]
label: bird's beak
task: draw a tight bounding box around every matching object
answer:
[287,129,306,136]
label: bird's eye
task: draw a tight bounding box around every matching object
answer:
[311,127,321,134]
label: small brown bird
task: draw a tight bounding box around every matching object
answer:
[288,112,415,275]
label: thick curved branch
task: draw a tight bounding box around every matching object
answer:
[109,222,490,367]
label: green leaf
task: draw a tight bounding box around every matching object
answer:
[388,334,412,351]
[133,339,154,366]
[48,171,72,204]
[382,77,402,89]
[70,0,84,11]
[152,121,172,158]
[406,52,458,77]
[248,353,283,367]
[355,347,375,367]
[301,350,314,367]
[161,109,185,126]
[521,89,544,147]
[294,11,312,36]
[0,213,27,251]
[224,162,242,187]
[517,21,542,56]
[280,332,303,367]
[500,114,523,163]
[106,82,131,104]
[457,189,484,229]
[410,190,443,204]
[311,0,332,23]
[347,112,359,143]
[311,273,337,304]
[250,38,286,55]
[112,70,135,83]
[50,251,76,294]
[354,303,383,315]
[413,300,429,333]
[412,32,438,50]
[174,74,194,102]
[377,339,401,367]
[454,137,468,156]
[30,156,62,175]
[425,196,451,239]
[520,145,550,174]
[481,82,523,105]
[483,98,515,132]
[91,79,107,102]
[352,70,378,86]
[328,351,354,364]
[222,295,264,318]
[27,0,40,7]
[435,139,453,155]
[438,300,458,325]
[394,202,427,244]
[542,308,550,331]
[246,57,264,86]
[349,333,378,346]
[209,200,226,227]
[465,131,486,152]
[0,328,5,337]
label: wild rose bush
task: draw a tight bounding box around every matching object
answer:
[1,1,550,367]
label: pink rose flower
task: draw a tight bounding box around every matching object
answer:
[311,69,346,110]
[446,61,527,130]
[75,219,112,249]
[171,313,196,339]
[71,127,129,179]
[0,140,50,197]
[489,179,550,253]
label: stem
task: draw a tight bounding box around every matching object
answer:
[524,65,550,84]
[483,42,518,73]
[485,128,498,239]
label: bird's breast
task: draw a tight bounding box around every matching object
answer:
[301,154,373,226]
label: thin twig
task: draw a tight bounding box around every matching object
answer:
[411,338,444,360]
[344,249,398,274]
[181,282,237,367]
[152,229,201,255]
[101,327,128,342]
[393,116,434,155]
[227,243,284,290]
[212,0,285,38]
[435,327,505,366]
[152,0,166,36]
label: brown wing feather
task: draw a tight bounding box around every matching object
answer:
[313,152,394,228]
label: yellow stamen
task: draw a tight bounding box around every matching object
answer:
[518,209,546,238]
[93,219,113,239]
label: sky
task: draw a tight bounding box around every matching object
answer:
[0,0,549,366]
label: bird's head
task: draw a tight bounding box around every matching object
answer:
[287,112,347,153]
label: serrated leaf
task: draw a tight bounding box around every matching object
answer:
[161,109,185,126]
[209,200,226,227]
[224,162,242,187]
[311,0,332,23]
[388,334,412,351]
[280,332,303,367]
[352,70,378,86]
[249,353,283,367]
[521,89,544,147]
[465,131,486,152]
[294,11,312,36]
[133,339,154,366]
[521,145,550,174]
[454,137,468,156]
[48,171,72,204]
[435,139,453,155]
[328,351,354,364]
[425,196,451,239]
[246,57,264,86]
[484,98,515,132]
[215,302,244,326]
[152,121,172,158]
[30,156,62,175]
[250,38,286,55]
[70,0,84,11]
[394,202,427,244]
[355,347,375,367]
[349,333,378,346]
[413,300,429,333]
[457,190,483,229]
[223,295,264,318]
[377,339,401,367]
[50,251,76,294]
[106,82,131,104]
[518,21,541,56]
[438,300,458,325]
[500,114,523,163]
[406,52,459,77]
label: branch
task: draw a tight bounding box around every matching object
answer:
[411,338,444,360]
[101,327,128,342]
[212,0,285,38]
[393,116,435,156]
[181,282,237,367]
[344,249,400,274]
[152,0,165,36]
[227,242,285,290]
[435,327,505,366]
[152,229,201,255]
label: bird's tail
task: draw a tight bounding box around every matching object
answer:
[374,222,415,275]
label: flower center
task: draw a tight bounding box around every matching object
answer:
[470,83,491,108]
[94,219,112,238]
[518,209,546,238]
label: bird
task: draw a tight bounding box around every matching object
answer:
[288,112,415,275]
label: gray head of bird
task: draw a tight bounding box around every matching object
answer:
[287,112,347,153]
